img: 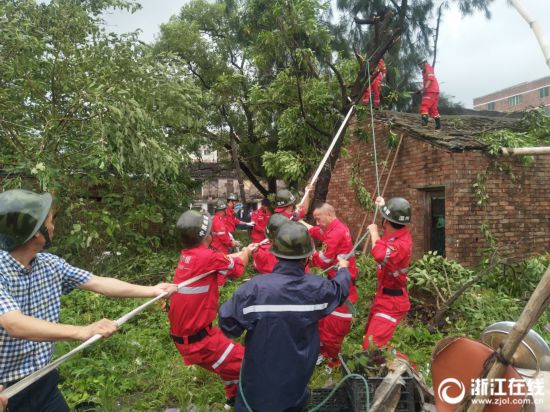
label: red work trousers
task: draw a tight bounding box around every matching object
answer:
[173,326,244,399]
[363,296,408,349]
[420,92,440,119]
[319,304,353,366]
[362,78,382,108]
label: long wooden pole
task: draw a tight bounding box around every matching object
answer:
[2,269,217,399]
[298,104,355,206]
[500,146,550,156]
[460,265,550,411]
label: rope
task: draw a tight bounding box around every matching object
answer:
[318,58,383,274]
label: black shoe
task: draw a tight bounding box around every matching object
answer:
[224,397,236,410]
[421,114,429,127]
[435,117,441,130]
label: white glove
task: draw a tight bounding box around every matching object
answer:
[375,196,385,207]
[246,221,256,227]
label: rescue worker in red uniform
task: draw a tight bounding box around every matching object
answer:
[363,196,412,349]
[274,185,313,221]
[249,198,271,243]
[362,59,386,109]
[417,59,441,130]
[168,210,257,407]
[252,213,289,274]
[210,199,237,255]
[301,203,358,367]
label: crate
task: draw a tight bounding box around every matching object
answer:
[345,375,415,412]
[339,352,416,412]
[307,387,351,412]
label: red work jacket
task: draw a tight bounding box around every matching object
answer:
[211,214,232,254]
[168,244,244,336]
[250,208,271,243]
[422,64,439,93]
[275,208,305,221]
[225,206,241,233]
[253,242,278,274]
[371,227,412,296]
[309,218,358,303]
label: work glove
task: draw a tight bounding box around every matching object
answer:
[245,221,256,227]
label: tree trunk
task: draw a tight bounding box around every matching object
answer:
[313,12,402,205]
[229,132,247,204]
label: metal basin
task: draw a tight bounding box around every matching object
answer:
[481,321,550,371]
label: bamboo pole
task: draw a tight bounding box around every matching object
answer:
[509,0,550,70]
[460,265,550,411]
[500,146,550,156]
[361,134,404,255]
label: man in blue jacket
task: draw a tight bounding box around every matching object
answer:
[219,221,350,412]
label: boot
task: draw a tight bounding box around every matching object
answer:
[421,114,429,127]
[435,117,441,130]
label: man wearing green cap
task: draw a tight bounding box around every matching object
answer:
[219,222,350,411]
[364,196,413,350]
[0,189,176,411]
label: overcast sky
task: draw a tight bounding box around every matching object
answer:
[102,0,550,108]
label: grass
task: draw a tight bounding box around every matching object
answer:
[54,234,550,411]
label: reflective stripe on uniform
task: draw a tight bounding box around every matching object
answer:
[375,313,397,323]
[389,267,409,277]
[212,231,225,235]
[212,343,235,370]
[218,256,236,276]
[223,379,239,386]
[329,310,353,319]
[243,303,328,315]
[219,256,235,276]
[178,285,210,294]
[381,247,392,266]
[318,251,332,264]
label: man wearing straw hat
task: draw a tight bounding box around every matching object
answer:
[0,189,176,411]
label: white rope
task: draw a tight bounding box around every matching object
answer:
[2,269,217,399]
[320,57,383,272]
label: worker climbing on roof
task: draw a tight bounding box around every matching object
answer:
[300,203,358,368]
[362,58,386,109]
[416,58,441,130]
[168,210,257,409]
[0,189,176,411]
[219,222,350,412]
[363,196,412,350]
[274,184,313,222]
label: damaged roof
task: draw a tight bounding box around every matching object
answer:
[368,110,526,152]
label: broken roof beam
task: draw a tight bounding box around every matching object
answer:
[500,146,550,156]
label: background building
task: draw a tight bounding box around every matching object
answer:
[473,76,550,114]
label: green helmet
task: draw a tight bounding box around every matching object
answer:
[176,210,212,248]
[271,222,314,259]
[381,197,411,225]
[0,189,52,251]
[226,193,238,201]
[275,189,296,208]
[214,199,227,211]
[265,213,290,240]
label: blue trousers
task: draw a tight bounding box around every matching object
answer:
[5,370,70,412]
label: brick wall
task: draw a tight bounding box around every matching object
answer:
[327,119,550,267]
[473,76,550,113]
